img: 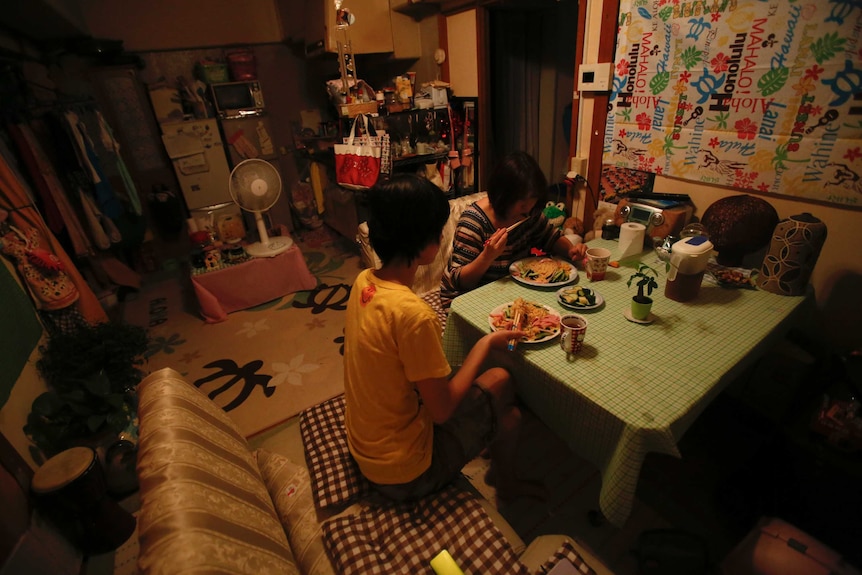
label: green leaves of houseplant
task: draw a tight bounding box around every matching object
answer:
[25,321,148,462]
[627,263,661,301]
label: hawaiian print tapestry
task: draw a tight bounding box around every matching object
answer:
[604,0,862,207]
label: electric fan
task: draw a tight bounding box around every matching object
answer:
[228,158,293,257]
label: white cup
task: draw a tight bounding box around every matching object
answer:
[559,314,588,355]
[584,247,611,281]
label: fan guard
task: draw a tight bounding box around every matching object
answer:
[228,159,293,257]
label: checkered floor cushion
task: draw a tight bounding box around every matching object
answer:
[300,394,371,510]
[321,483,529,575]
[534,539,598,575]
[419,289,448,334]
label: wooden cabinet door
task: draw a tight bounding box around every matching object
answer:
[305,0,395,54]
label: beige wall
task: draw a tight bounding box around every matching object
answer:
[655,177,861,310]
[445,10,479,98]
[79,0,285,51]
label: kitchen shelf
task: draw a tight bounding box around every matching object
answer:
[392,151,449,168]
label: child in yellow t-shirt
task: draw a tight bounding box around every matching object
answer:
[344,173,536,503]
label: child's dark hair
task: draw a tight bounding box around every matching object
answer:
[487,151,548,217]
[367,174,450,266]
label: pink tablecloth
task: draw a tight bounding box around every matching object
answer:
[191,246,317,323]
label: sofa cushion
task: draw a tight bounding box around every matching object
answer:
[525,536,600,575]
[300,394,371,510]
[419,289,448,334]
[321,483,529,575]
[256,449,337,575]
[136,368,299,575]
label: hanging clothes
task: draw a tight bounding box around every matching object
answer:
[96,110,142,216]
[4,123,65,235]
[0,150,106,324]
[63,110,125,220]
[5,123,93,257]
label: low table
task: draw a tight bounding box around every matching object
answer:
[443,239,814,527]
[191,246,317,323]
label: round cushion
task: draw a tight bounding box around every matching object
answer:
[701,195,778,266]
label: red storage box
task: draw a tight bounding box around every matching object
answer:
[226,49,256,80]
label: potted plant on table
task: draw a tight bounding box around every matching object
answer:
[24,321,149,464]
[627,263,661,321]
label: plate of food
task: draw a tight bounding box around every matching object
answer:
[488,298,561,344]
[705,262,757,289]
[557,286,604,310]
[509,257,577,287]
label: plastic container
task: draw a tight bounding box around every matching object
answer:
[666,235,713,302]
[226,49,257,80]
[194,61,229,84]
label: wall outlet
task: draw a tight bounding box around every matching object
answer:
[570,157,588,179]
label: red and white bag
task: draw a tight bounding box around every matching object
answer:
[334,114,383,190]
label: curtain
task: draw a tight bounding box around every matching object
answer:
[491,10,546,158]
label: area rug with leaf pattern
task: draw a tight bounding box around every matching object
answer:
[123,226,363,438]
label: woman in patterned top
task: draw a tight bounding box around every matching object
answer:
[440,151,587,311]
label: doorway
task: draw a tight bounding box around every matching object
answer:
[486,0,578,184]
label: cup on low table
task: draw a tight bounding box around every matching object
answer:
[584,247,611,281]
[560,314,588,356]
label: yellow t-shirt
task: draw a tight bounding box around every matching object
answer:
[344,269,451,485]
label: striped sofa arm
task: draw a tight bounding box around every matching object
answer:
[136,368,300,575]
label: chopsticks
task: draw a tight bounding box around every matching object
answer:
[485,218,528,247]
[507,311,522,351]
[505,218,528,233]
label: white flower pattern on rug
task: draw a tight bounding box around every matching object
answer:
[123,231,361,436]
[271,355,320,387]
[237,318,271,338]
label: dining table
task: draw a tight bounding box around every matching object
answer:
[441,238,814,527]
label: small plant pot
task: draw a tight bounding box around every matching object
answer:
[630,296,653,321]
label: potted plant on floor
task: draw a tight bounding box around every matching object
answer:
[627,263,661,321]
[24,320,149,464]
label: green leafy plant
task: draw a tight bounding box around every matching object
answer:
[627,263,661,302]
[24,321,149,462]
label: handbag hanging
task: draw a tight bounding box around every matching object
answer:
[334,114,383,190]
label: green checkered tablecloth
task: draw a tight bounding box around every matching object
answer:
[442,239,812,527]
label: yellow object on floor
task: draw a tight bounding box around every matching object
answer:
[430,549,465,575]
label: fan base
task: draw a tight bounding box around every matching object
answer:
[246,237,294,258]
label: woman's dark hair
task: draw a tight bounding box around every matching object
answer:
[487,151,549,218]
[367,174,450,266]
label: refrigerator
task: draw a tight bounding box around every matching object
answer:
[160,118,233,210]
[218,113,278,167]
[218,113,295,232]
